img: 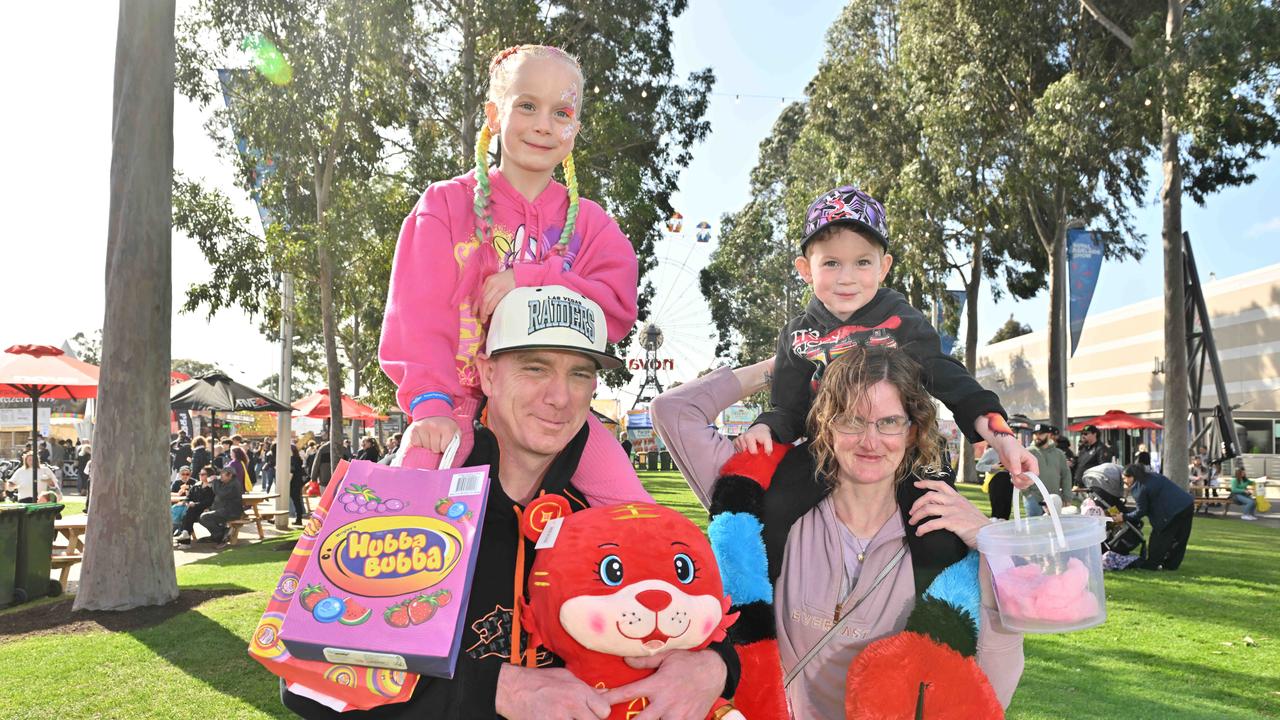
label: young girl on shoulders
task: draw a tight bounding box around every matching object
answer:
[380,45,642,503]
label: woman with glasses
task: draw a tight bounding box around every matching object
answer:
[651,346,1023,718]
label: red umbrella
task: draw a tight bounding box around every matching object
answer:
[1068,409,1163,432]
[0,344,101,499]
[293,389,385,422]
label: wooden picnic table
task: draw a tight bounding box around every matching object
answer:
[52,518,87,589]
[54,518,87,555]
[234,492,282,542]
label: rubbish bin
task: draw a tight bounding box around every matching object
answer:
[0,505,23,606]
[14,502,64,603]
[659,451,672,472]
[645,452,658,471]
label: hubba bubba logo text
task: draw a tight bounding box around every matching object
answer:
[318,516,463,597]
[527,297,596,341]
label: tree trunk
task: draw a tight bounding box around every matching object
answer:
[350,312,361,447]
[1046,220,1069,429]
[76,0,179,611]
[1161,0,1189,490]
[460,0,477,162]
[319,246,345,473]
[959,232,983,486]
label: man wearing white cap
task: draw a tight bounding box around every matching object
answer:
[284,286,738,720]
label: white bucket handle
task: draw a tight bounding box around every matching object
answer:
[1012,472,1068,547]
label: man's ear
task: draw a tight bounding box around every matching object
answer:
[477,353,495,396]
[879,252,894,283]
[794,255,813,284]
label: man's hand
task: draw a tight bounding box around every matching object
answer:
[478,269,517,325]
[600,649,726,720]
[406,416,459,453]
[495,664,609,720]
[733,424,774,455]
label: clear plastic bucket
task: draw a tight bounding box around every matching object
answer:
[977,473,1107,633]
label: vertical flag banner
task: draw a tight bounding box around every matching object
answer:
[935,290,968,356]
[217,68,278,231]
[1067,229,1104,356]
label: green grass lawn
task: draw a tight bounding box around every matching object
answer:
[1,473,1275,719]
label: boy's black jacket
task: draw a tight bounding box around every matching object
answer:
[755,289,1004,444]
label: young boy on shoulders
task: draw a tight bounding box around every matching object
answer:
[735,185,1036,482]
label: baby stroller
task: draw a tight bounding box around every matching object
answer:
[1081,463,1146,559]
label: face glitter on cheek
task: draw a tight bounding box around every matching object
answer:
[560,121,576,141]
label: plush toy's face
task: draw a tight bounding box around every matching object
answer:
[525,503,733,661]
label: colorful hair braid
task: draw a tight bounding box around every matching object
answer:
[558,151,579,254]
[473,123,495,247]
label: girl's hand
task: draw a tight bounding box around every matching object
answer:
[407,416,460,453]
[908,479,991,549]
[478,270,517,325]
[733,424,774,455]
[989,435,1039,489]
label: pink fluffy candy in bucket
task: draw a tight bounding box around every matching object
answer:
[994,558,1099,623]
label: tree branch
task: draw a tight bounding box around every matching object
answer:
[1080,0,1135,49]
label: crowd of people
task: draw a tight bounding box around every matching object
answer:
[160,430,405,549]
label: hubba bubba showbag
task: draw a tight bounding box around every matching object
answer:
[249,461,422,711]
[281,458,490,678]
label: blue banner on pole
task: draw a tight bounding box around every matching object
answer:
[217,69,278,232]
[1067,228,1104,356]
[935,290,967,356]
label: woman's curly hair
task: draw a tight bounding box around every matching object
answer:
[807,346,946,488]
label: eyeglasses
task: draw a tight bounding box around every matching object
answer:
[831,415,911,436]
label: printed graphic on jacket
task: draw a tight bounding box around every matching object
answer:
[494,224,583,272]
[790,316,904,389]
[465,604,553,666]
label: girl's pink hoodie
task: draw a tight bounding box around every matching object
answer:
[380,168,638,421]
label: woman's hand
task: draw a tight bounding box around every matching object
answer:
[406,416,460,453]
[908,479,991,549]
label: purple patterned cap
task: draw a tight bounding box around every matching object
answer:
[800,185,889,251]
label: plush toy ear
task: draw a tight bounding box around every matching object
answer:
[519,493,572,543]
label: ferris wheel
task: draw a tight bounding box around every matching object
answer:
[619,220,718,409]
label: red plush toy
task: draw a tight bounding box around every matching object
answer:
[520,500,744,720]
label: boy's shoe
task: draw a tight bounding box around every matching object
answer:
[175,530,191,542]
[215,540,231,549]
[1241,514,1257,521]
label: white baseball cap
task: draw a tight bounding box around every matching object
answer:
[485,285,623,370]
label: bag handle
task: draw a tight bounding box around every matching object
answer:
[390,432,461,470]
[1012,472,1067,546]
[783,544,907,689]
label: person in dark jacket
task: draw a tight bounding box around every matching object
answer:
[176,468,217,543]
[355,436,383,463]
[189,437,210,477]
[171,433,192,472]
[282,288,739,720]
[1074,424,1115,486]
[1122,464,1194,570]
[377,433,403,465]
[309,440,337,487]
[198,467,244,548]
[288,444,307,525]
[737,185,1036,486]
